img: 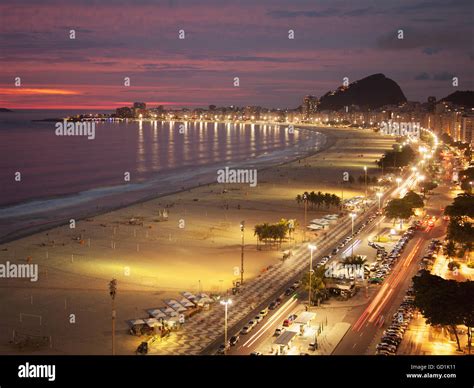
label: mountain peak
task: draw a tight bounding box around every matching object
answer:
[318,74,407,111]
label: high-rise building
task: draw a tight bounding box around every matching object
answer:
[303,95,318,118]
[461,115,474,147]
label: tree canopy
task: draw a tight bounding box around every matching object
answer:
[413,270,474,352]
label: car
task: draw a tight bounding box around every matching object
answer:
[250,351,262,355]
[376,349,394,356]
[283,314,297,327]
[292,281,301,289]
[240,326,251,335]
[274,327,285,336]
[381,337,400,346]
[248,320,257,328]
[259,308,269,317]
[369,277,383,284]
[269,302,277,310]
[377,343,397,352]
[254,315,263,323]
[331,248,339,255]
[229,335,240,346]
[217,343,230,354]
[384,329,403,337]
[276,297,282,304]
[284,287,295,296]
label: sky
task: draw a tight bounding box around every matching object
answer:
[0,0,473,110]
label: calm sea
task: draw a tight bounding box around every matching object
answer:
[0,110,326,239]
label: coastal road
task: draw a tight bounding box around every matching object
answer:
[333,183,452,355]
[204,171,415,355]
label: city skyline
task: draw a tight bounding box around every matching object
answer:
[1,0,473,110]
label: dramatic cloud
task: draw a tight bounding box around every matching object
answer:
[0,0,472,109]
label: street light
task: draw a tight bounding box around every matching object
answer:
[396,177,402,188]
[240,221,245,285]
[363,166,368,202]
[108,278,117,356]
[376,192,383,236]
[220,299,232,354]
[303,193,308,242]
[376,191,383,212]
[308,244,316,308]
[350,213,356,257]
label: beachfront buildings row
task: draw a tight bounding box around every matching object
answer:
[112,99,474,147]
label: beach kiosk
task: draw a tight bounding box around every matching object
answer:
[293,312,315,334]
[274,331,298,355]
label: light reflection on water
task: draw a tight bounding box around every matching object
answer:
[0,118,320,207]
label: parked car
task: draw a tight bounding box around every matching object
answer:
[259,308,269,317]
[229,335,240,346]
[240,326,251,335]
[217,343,230,354]
[283,314,297,327]
[284,287,295,296]
[274,327,285,336]
[292,281,302,289]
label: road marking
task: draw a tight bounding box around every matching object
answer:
[243,298,298,348]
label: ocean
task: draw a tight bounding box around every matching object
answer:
[0,110,326,240]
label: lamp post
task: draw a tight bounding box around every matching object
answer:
[376,191,383,212]
[350,213,356,257]
[108,279,117,356]
[363,166,368,204]
[376,192,383,237]
[240,221,245,286]
[308,244,316,309]
[220,299,232,354]
[303,193,308,242]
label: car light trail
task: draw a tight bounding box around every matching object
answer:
[353,238,423,330]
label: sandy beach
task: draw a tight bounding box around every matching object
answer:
[0,126,395,354]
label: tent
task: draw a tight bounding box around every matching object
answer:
[160,306,178,317]
[166,299,187,312]
[143,318,162,328]
[179,298,195,308]
[147,309,167,319]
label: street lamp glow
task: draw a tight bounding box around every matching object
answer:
[396,177,402,187]
[349,213,356,256]
[220,299,232,306]
[307,244,316,309]
[220,299,232,354]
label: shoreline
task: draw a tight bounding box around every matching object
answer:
[0,125,395,355]
[0,125,335,245]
